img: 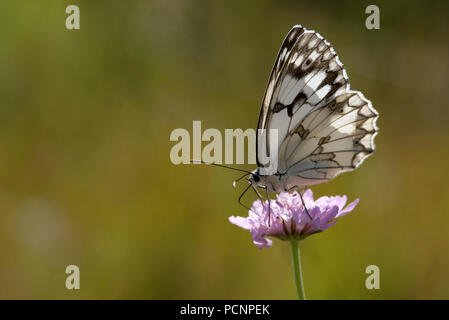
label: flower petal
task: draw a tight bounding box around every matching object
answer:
[336,198,360,217]
[252,232,273,248]
[229,216,251,230]
[228,190,359,248]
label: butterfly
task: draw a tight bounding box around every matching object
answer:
[247,24,378,193]
[198,25,378,219]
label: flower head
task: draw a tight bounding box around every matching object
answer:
[229,189,359,249]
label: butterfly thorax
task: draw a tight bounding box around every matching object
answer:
[249,169,304,193]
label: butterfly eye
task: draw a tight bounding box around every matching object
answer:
[253,175,260,183]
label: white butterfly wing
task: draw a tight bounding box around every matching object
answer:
[256,25,378,186]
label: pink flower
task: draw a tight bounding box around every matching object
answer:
[229,189,359,249]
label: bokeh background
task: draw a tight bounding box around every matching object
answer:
[0,0,448,299]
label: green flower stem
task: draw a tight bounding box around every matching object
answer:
[290,240,306,300]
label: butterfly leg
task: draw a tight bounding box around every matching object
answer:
[261,186,271,227]
[298,186,312,220]
[237,183,254,212]
[287,185,312,220]
[251,184,263,201]
[254,185,271,227]
[238,184,268,216]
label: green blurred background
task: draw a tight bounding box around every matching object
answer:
[0,0,448,299]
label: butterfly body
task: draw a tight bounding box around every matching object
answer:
[250,25,378,193]
[249,169,326,193]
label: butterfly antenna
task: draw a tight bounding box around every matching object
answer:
[190,160,254,175]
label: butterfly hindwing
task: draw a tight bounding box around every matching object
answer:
[282,91,378,182]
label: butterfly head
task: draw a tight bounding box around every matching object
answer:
[248,169,261,186]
